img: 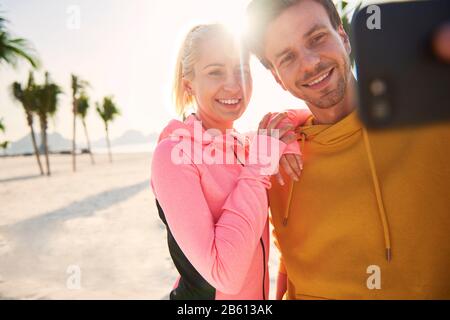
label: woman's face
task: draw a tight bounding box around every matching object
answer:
[184,35,253,127]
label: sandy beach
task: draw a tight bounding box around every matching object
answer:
[0,153,280,299]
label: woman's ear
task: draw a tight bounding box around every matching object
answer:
[337,24,352,56]
[182,78,194,96]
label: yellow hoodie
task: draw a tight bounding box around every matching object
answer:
[268,111,450,299]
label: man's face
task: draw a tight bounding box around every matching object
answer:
[263,0,352,109]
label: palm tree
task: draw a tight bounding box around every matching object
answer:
[0,141,9,156]
[0,118,8,156]
[71,74,89,172]
[96,96,120,163]
[337,0,362,66]
[0,15,39,69]
[76,92,95,164]
[11,72,44,175]
[35,72,62,176]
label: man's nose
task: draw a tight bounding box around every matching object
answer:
[298,48,321,79]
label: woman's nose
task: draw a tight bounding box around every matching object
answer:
[223,74,241,93]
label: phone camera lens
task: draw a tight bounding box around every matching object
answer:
[370,79,387,96]
[371,101,391,120]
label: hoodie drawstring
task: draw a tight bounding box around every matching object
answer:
[282,132,307,226]
[362,128,392,262]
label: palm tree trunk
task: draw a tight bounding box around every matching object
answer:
[40,116,51,176]
[82,118,95,165]
[72,99,77,172]
[105,123,112,163]
[27,112,44,175]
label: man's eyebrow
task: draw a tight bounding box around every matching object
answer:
[274,24,327,60]
[275,48,292,60]
[304,23,327,39]
[203,63,224,70]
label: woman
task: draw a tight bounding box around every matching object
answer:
[151,24,297,300]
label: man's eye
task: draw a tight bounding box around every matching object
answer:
[280,53,294,66]
[311,34,325,45]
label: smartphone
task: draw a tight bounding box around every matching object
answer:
[351,0,450,129]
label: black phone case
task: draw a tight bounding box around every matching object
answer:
[352,0,450,129]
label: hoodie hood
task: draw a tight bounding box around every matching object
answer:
[158,114,201,143]
[296,111,362,146]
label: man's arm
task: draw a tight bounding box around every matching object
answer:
[276,270,287,300]
[269,213,288,300]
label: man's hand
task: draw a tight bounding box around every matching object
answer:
[434,22,450,63]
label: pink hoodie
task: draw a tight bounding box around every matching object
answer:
[150,114,294,299]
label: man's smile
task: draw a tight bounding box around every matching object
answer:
[301,67,334,90]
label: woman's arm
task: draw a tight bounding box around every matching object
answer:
[151,135,287,295]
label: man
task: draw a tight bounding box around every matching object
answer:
[246,0,450,299]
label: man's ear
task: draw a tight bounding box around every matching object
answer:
[270,67,287,91]
[337,24,352,56]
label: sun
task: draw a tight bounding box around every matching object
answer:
[212,0,250,41]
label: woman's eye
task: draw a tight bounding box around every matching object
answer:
[209,70,223,76]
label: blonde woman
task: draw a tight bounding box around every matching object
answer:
[150,24,301,300]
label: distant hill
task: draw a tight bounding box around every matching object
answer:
[92,130,157,148]
[7,130,158,155]
[9,132,71,155]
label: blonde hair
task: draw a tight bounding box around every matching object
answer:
[172,24,232,117]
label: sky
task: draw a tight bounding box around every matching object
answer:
[0,0,381,142]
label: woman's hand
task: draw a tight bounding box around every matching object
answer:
[278,153,302,185]
[258,112,302,185]
[257,112,295,142]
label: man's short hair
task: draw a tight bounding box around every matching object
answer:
[246,0,342,69]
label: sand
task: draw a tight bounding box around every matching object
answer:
[0,153,280,300]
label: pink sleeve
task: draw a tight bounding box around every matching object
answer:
[269,108,311,155]
[151,135,286,294]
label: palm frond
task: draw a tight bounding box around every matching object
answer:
[76,93,90,119]
[0,117,5,132]
[96,96,121,124]
[0,14,40,69]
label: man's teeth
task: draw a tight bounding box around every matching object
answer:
[307,70,330,86]
[218,99,240,105]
